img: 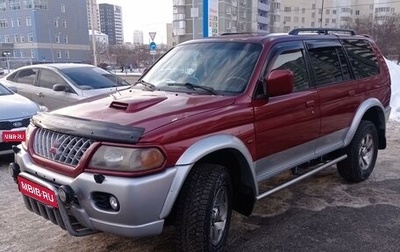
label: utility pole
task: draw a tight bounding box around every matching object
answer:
[320,0,325,28]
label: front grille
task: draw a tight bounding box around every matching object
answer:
[0,118,30,130]
[33,128,95,166]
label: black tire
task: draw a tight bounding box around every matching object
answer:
[174,163,233,252]
[337,120,378,182]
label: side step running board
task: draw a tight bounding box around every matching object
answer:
[256,155,347,201]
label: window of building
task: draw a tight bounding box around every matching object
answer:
[325,18,329,24]
[301,17,305,23]
[284,16,291,22]
[61,3,65,12]
[65,50,69,59]
[355,10,360,15]
[302,8,305,14]
[20,34,25,42]
[312,12,315,18]
[332,19,336,23]
[284,7,291,12]
[326,9,330,14]
[63,35,68,43]
[57,50,61,58]
[62,19,67,28]
[294,17,299,23]
[20,50,24,57]
[55,34,60,43]
[28,33,33,42]
[26,16,31,26]
[9,0,21,10]
[318,9,322,14]
[311,21,315,27]
[54,18,59,27]
[34,0,48,10]
[342,39,380,78]
[312,4,315,9]
[333,10,336,14]
[294,7,299,14]
[14,34,19,43]
[25,0,33,8]
[30,49,35,58]
[0,0,6,11]
[4,35,10,42]
[17,18,21,26]
[11,18,15,27]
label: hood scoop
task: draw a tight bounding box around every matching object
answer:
[109,96,167,112]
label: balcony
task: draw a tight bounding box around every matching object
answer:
[258,2,269,12]
[258,15,269,24]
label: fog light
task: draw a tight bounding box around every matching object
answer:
[58,185,74,204]
[109,196,119,211]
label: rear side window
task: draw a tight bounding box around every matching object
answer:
[307,46,350,86]
[341,39,380,79]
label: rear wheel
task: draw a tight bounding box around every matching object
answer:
[337,120,378,182]
[175,163,233,252]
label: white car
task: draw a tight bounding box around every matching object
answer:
[0,82,46,155]
[1,63,131,110]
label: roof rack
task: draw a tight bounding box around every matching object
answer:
[289,28,356,36]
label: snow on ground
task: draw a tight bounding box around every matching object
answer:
[386,59,400,122]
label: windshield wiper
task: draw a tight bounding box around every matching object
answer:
[167,82,218,95]
[134,79,156,90]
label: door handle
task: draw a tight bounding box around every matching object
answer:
[36,92,44,97]
[306,100,315,107]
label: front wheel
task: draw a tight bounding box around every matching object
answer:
[174,163,233,252]
[337,120,378,182]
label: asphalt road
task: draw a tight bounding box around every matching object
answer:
[1,120,400,251]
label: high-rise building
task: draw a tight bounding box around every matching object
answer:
[99,3,124,45]
[133,30,143,46]
[0,0,91,63]
[87,0,101,31]
[172,0,269,44]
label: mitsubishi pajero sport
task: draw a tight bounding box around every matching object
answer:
[10,28,391,251]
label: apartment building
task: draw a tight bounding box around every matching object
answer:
[99,3,124,45]
[87,0,100,31]
[0,0,91,63]
[172,0,267,44]
[277,0,400,33]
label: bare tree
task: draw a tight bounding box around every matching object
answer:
[347,14,400,62]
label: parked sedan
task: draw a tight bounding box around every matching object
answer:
[0,67,4,75]
[0,63,131,110]
[0,82,46,155]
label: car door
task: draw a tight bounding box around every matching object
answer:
[305,40,364,155]
[36,69,80,110]
[253,41,321,181]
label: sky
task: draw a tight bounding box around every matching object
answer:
[97,0,173,44]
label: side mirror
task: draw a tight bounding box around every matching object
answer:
[265,69,294,97]
[53,84,67,92]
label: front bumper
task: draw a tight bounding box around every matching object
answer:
[13,146,178,238]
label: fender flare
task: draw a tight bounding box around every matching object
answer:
[159,134,256,219]
[344,98,386,146]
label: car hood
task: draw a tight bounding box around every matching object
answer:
[54,89,236,134]
[0,93,40,120]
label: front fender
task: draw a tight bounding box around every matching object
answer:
[159,134,256,219]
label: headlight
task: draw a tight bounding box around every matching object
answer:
[89,146,165,172]
[38,105,48,112]
[22,123,36,149]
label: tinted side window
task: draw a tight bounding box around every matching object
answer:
[14,68,38,85]
[342,39,380,78]
[38,69,67,89]
[271,50,310,92]
[308,46,349,86]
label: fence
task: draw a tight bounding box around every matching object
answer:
[0,57,33,71]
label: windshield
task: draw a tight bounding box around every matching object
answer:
[142,42,262,95]
[60,67,131,89]
[0,83,12,96]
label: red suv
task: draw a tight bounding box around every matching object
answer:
[10,28,391,251]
